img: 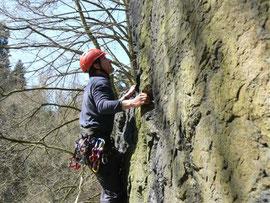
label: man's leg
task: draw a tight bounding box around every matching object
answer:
[95,149,126,203]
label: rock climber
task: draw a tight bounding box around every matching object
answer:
[79,49,150,203]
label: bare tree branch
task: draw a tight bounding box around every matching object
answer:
[0,132,73,155]
[74,0,100,49]
[0,1,135,201]
[0,87,84,101]
[38,118,79,141]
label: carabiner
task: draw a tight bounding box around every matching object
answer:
[89,138,106,173]
[96,138,105,149]
[89,147,97,162]
[79,138,88,153]
[91,159,101,173]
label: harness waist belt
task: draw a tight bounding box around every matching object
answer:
[80,127,110,141]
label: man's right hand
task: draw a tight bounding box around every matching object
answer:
[121,93,150,110]
[120,85,136,101]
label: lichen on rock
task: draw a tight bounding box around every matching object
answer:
[117,0,270,202]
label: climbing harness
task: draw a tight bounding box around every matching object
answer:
[69,136,106,174]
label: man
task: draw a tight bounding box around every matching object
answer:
[79,49,150,203]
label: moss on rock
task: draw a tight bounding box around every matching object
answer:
[125,0,270,202]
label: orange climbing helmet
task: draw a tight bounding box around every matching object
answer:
[80,49,106,73]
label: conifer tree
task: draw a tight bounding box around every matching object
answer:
[9,60,26,90]
[0,23,10,91]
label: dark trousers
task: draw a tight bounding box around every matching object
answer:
[96,148,126,203]
[80,127,126,203]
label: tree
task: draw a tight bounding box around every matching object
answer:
[0,0,135,89]
[0,23,10,91]
[9,60,26,90]
[0,0,135,202]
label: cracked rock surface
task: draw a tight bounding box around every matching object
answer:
[115,0,270,202]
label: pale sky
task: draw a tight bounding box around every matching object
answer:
[4,0,130,87]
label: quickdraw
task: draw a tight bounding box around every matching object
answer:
[89,138,105,173]
[69,137,106,174]
[69,157,81,170]
[69,136,91,170]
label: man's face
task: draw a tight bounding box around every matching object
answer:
[99,56,114,75]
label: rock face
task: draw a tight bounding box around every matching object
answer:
[121,0,270,202]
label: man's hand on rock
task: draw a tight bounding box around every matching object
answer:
[121,92,150,110]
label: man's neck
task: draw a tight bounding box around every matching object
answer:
[92,70,110,78]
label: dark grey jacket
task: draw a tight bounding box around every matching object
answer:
[79,75,122,134]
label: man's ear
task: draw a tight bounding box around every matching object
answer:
[93,62,100,69]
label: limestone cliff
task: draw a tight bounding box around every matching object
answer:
[117,0,270,202]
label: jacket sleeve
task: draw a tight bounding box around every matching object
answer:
[92,83,122,114]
